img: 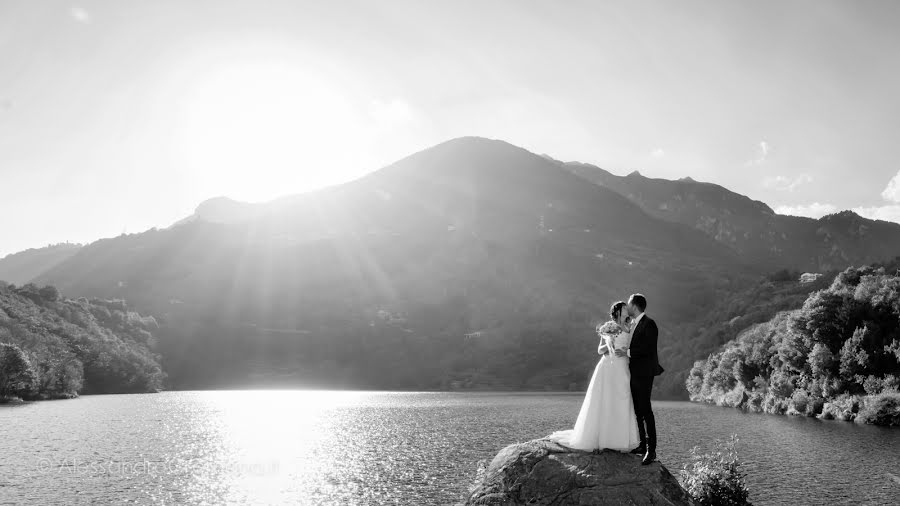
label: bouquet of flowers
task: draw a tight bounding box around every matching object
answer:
[596,321,622,336]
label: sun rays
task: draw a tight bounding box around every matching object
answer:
[175,60,365,202]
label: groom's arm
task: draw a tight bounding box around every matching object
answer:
[624,328,640,358]
[628,320,658,359]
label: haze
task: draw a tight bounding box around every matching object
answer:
[2,0,900,256]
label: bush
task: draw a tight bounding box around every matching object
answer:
[807,395,825,416]
[856,392,900,426]
[722,386,746,408]
[790,390,809,414]
[820,394,860,422]
[763,393,788,415]
[680,435,752,506]
[863,375,884,395]
[747,392,764,413]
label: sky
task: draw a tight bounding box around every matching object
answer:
[2,0,900,256]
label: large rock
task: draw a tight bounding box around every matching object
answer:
[467,439,694,506]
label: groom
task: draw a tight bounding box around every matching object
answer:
[615,293,663,465]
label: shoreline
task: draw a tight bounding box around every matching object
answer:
[689,395,900,428]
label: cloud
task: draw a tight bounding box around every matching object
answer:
[774,202,837,218]
[773,169,900,225]
[369,99,414,124]
[842,170,900,224]
[650,148,665,158]
[762,173,813,192]
[69,7,91,23]
[880,169,900,203]
[853,205,900,223]
[745,140,769,166]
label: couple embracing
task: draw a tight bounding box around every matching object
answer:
[549,294,664,465]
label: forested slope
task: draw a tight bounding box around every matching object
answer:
[0,281,164,400]
[687,265,900,425]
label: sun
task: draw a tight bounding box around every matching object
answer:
[177,61,366,202]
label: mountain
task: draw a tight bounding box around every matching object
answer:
[19,137,900,397]
[171,196,266,227]
[0,243,82,285]
[33,137,746,394]
[559,161,900,271]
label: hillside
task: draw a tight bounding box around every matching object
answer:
[687,264,900,426]
[560,161,900,271]
[33,137,748,393]
[653,268,833,397]
[0,282,164,399]
[0,243,82,285]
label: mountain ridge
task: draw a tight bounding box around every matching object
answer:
[553,157,900,271]
[0,243,82,285]
[7,137,900,397]
[30,136,747,396]
[164,139,897,276]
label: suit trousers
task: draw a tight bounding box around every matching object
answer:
[630,373,657,450]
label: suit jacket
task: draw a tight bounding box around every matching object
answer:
[629,315,664,377]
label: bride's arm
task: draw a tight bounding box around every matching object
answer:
[598,334,613,356]
[597,340,609,356]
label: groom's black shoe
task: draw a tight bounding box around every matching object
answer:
[629,445,646,455]
[641,450,657,466]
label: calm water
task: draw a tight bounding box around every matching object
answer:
[1,391,899,505]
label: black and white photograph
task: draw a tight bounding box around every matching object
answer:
[1,1,900,504]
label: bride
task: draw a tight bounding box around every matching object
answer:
[547,301,640,452]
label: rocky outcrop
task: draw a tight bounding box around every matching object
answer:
[467,439,693,506]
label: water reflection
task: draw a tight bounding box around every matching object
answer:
[0,392,898,505]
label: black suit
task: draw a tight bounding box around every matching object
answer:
[629,314,663,451]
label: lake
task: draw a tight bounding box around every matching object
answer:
[1,391,898,505]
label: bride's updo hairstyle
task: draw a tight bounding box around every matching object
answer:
[609,301,627,321]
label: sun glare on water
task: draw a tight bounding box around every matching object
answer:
[188,390,374,504]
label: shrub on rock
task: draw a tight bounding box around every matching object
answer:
[679,435,751,506]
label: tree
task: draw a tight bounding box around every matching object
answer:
[0,343,37,399]
[808,343,836,378]
[839,327,870,380]
[793,291,850,352]
[887,339,900,363]
[775,325,809,374]
[38,285,61,302]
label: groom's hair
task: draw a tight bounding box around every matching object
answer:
[629,294,647,312]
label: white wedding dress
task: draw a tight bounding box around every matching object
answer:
[547,329,640,451]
